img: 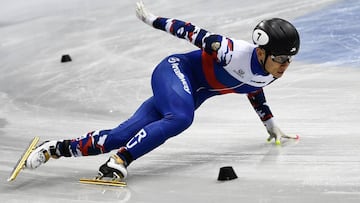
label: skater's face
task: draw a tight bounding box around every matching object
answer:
[256,48,291,79]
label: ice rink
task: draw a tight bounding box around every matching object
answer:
[1,0,360,202]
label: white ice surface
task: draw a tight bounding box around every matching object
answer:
[1,0,360,202]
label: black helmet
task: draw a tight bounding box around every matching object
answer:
[252,18,300,56]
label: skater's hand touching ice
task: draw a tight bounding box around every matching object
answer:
[263,118,299,145]
[136,1,157,26]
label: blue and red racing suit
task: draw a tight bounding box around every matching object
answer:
[67,17,277,165]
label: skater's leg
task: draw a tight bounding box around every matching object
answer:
[99,100,194,180]
[25,97,162,169]
[99,56,195,179]
[117,55,195,163]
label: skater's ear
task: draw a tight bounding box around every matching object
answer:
[255,47,266,60]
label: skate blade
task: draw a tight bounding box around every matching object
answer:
[79,178,127,187]
[7,136,40,182]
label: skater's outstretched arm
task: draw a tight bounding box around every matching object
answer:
[247,89,299,145]
[135,1,233,66]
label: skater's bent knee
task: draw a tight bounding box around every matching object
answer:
[165,113,194,132]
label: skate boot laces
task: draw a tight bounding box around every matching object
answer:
[37,149,50,165]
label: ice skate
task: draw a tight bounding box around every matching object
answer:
[79,154,128,187]
[98,154,128,180]
[25,140,61,169]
